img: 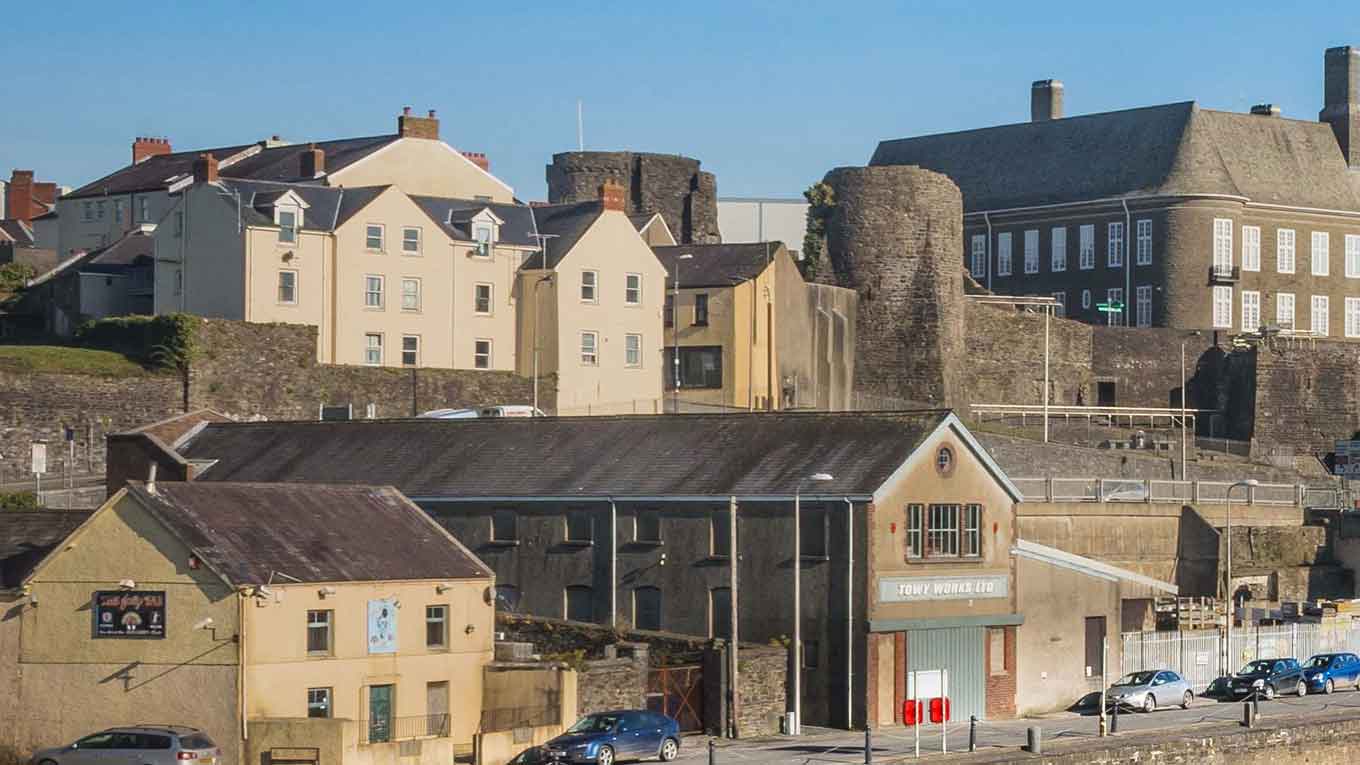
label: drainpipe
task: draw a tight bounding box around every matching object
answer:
[238,588,248,742]
[1121,199,1131,327]
[609,499,617,628]
[729,495,740,738]
[984,212,993,292]
[845,497,854,729]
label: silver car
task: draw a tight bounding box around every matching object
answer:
[32,726,221,765]
[1107,669,1194,712]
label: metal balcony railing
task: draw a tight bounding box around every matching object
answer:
[1209,264,1241,283]
[361,713,450,744]
[1010,477,1306,506]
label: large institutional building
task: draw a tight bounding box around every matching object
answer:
[872,46,1360,339]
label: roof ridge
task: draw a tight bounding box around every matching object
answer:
[877,101,1196,145]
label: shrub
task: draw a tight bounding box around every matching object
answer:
[74,314,198,370]
[0,262,37,294]
[0,492,40,512]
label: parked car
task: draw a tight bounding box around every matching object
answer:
[1225,658,1306,699]
[543,711,680,765]
[1106,669,1194,712]
[1303,652,1360,694]
[508,747,554,765]
[31,726,220,765]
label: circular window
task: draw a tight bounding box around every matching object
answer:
[936,446,955,475]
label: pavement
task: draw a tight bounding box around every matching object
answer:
[668,687,1360,763]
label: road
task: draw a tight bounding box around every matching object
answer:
[670,687,1360,763]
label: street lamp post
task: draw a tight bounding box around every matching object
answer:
[1223,478,1259,676]
[671,254,692,414]
[793,471,834,735]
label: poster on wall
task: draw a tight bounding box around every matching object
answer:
[367,598,398,654]
[92,591,166,639]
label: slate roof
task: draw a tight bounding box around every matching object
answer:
[123,481,492,586]
[521,201,605,270]
[130,408,233,448]
[68,135,398,200]
[0,220,34,246]
[409,196,539,247]
[215,179,366,232]
[179,411,950,499]
[0,511,90,588]
[654,243,782,288]
[870,102,1360,212]
[78,229,154,273]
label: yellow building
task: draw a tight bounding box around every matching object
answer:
[652,242,858,412]
[4,480,495,764]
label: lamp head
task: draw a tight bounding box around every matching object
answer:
[677,253,693,260]
[808,472,834,482]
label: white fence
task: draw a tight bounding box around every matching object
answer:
[1012,477,1307,506]
[1122,622,1360,691]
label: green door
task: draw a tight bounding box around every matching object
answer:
[368,684,394,743]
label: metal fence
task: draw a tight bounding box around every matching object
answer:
[360,713,450,743]
[1012,477,1306,506]
[1122,622,1360,691]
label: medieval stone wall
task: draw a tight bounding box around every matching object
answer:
[546,151,720,244]
[1251,339,1360,456]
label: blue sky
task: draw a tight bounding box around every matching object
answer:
[2,1,1351,201]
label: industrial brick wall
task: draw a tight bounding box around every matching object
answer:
[983,626,1017,719]
[824,165,965,408]
[1251,340,1360,457]
[546,151,721,244]
[964,304,1094,408]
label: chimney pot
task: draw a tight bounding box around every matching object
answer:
[301,144,326,178]
[428,109,436,118]
[398,107,440,140]
[132,136,173,165]
[599,179,626,212]
[1031,79,1064,122]
[403,106,413,115]
[193,153,219,184]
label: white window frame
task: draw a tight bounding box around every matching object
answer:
[1051,227,1067,272]
[1081,289,1091,309]
[402,226,422,255]
[473,224,494,257]
[474,282,493,315]
[401,335,420,367]
[1051,291,1066,318]
[1106,287,1124,326]
[138,197,150,223]
[1213,218,1233,275]
[1107,222,1124,268]
[1276,292,1295,330]
[1347,297,1360,338]
[580,270,598,303]
[1023,229,1039,274]
[365,224,385,252]
[625,273,642,305]
[1313,232,1330,277]
[364,275,384,309]
[1241,290,1260,333]
[278,209,298,244]
[1212,286,1232,329]
[1135,285,1152,328]
[580,331,599,366]
[1079,224,1095,270]
[1346,234,1360,279]
[625,333,642,367]
[970,235,986,278]
[1312,295,1330,336]
[1242,225,1261,272]
[474,339,492,369]
[277,269,298,305]
[996,232,1012,276]
[1135,219,1152,266]
[307,687,332,718]
[364,333,383,366]
[401,278,421,312]
[1277,228,1296,274]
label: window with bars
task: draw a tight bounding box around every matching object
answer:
[1242,225,1260,272]
[1023,229,1039,274]
[906,503,982,559]
[996,233,1012,276]
[1136,219,1152,265]
[1107,222,1124,268]
[1051,227,1067,272]
[1079,224,1095,270]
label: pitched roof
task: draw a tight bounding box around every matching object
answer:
[216,180,358,232]
[67,135,399,200]
[0,220,34,246]
[123,481,491,586]
[78,228,154,273]
[130,408,234,448]
[870,102,1360,212]
[179,411,952,499]
[654,242,782,288]
[0,511,90,588]
[521,201,604,270]
[409,196,539,247]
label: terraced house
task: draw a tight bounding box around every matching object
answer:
[872,45,1360,338]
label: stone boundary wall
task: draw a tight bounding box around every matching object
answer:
[965,304,1093,409]
[1251,340,1360,458]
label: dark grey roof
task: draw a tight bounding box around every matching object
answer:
[0,511,90,588]
[217,180,360,232]
[870,102,1360,212]
[409,196,539,247]
[178,411,950,499]
[654,243,782,288]
[123,481,491,586]
[68,135,398,200]
[0,220,34,246]
[80,229,154,273]
[521,201,604,269]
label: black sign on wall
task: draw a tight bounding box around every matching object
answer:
[92,591,166,639]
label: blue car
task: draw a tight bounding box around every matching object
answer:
[544,710,680,765]
[1303,652,1360,694]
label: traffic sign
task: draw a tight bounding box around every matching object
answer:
[1334,441,1360,477]
[30,442,47,475]
[1096,301,1125,314]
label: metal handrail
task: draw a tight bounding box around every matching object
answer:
[1011,477,1305,506]
[972,404,1218,416]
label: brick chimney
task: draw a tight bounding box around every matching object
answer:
[1031,79,1064,122]
[397,106,440,140]
[192,153,219,184]
[133,137,172,165]
[1251,103,1282,117]
[1321,45,1360,168]
[461,151,490,172]
[300,144,326,178]
[6,170,33,221]
[599,179,626,212]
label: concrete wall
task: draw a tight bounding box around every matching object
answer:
[246,717,459,765]
[331,138,514,202]
[547,152,720,245]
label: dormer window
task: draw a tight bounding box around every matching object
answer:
[278,209,297,244]
[474,224,493,257]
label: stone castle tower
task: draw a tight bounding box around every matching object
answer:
[546,151,721,244]
[822,165,965,408]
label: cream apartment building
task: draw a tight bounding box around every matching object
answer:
[47,107,508,259]
[153,155,535,369]
[517,182,668,414]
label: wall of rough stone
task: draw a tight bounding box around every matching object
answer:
[1250,339,1360,457]
[965,304,1094,407]
[577,656,647,717]
[824,165,965,407]
[1090,326,1215,409]
[546,152,720,244]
